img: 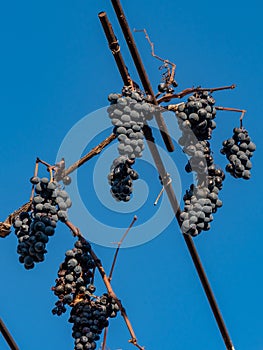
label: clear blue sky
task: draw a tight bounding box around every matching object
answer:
[0,1,262,349]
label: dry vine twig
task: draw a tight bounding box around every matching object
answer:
[61,133,116,179]
[215,106,246,128]
[134,28,176,88]
[157,84,236,103]
[108,215,138,282]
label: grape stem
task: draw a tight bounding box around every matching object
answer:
[57,133,117,180]
[108,215,138,281]
[30,159,39,202]
[65,220,145,350]
[215,106,246,128]
[157,84,236,103]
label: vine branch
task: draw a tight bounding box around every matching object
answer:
[157,84,236,103]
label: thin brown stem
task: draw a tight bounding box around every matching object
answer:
[36,157,53,169]
[101,327,109,350]
[65,220,144,350]
[102,215,137,350]
[215,106,246,113]
[215,106,247,128]
[134,28,176,85]
[109,215,138,281]
[157,84,236,103]
[61,133,116,179]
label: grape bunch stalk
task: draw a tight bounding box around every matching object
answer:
[221,127,256,179]
[13,176,72,269]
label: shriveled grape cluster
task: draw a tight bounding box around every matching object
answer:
[180,165,225,236]
[177,91,217,141]
[52,237,95,316]
[69,294,119,350]
[52,236,119,349]
[13,177,71,269]
[108,156,139,202]
[220,127,256,180]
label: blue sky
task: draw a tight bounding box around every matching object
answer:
[0,0,262,349]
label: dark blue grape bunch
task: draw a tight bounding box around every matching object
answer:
[14,211,54,269]
[180,165,225,237]
[176,91,217,141]
[52,238,95,316]
[107,87,154,160]
[108,156,139,202]
[69,294,119,350]
[13,177,72,269]
[184,140,214,178]
[220,127,256,180]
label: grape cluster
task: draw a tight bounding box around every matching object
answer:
[220,127,256,180]
[13,177,72,269]
[180,166,225,236]
[108,156,139,202]
[52,238,95,316]
[176,91,217,141]
[107,88,154,160]
[69,295,119,350]
[184,140,214,179]
[175,91,225,236]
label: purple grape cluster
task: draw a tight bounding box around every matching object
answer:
[107,87,154,160]
[13,177,72,269]
[69,294,119,350]
[52,237,95,316]
[176,91,217,141]
[180,166,225,236]
[184,140,214,179]
[220,127,256,180]
[175,91,225,236]
[108,156,139,202]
